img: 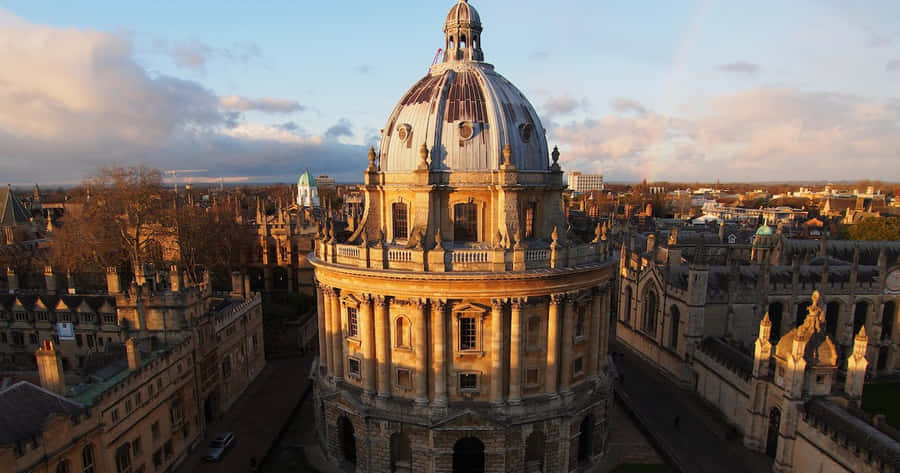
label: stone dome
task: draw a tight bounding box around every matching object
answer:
[774,294,838,367]
[378,1,549,173]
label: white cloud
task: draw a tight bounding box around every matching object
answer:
[717,61,761,77]
[0,8,363,184]
[550,88,900,181]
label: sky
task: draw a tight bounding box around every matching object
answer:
[1,0,899,186]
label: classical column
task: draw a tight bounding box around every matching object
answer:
[374,296,391,399]
[330,289,343,380]
[361,294,376,395]
[545,294,562,397]
[432,300,448,407]
[490,299,505,405]
[319,286,334,376]
[560,295,575,394]
[317,283,330,373]
[414,299,429,406]
[599,288,611,370]
[589,287,603,379]
[508,298,524,405]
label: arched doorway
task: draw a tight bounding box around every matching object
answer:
[578,415,594,466]
[338,417,356,466]
[524,431,545,472]
[766,407,781,458]
[768,302,783,341]
[453,437,484,473]
[390,433,411,473]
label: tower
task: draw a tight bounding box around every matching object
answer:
[310,3,615,472]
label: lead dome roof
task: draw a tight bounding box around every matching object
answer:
[378,1,549,173]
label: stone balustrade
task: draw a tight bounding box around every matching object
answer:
[317,239,611,273]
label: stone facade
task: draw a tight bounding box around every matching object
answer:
[310,3,615,472]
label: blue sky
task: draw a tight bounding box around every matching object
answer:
[1,1,898,185]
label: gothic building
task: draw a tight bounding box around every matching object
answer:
[310,2,616,472]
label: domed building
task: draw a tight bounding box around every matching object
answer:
[310,1,616,472]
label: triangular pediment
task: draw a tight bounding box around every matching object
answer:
[451,302,490,314]
[340,293,362,306]
[432,409,501,429]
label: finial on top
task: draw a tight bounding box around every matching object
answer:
[551,146,561,172]
[366,147,378,173]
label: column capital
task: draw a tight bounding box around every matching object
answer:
[432,299,449,311]
[550,293,566,305]
[408,297,427,309]
[359,293,375,305]
[491,298,506,311]
[510,297,528,310]
[374,294,389,306]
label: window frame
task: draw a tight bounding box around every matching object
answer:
[392,202,409,241]
[452,202,479,242]
[395,368,412,391]
[347,357,361,378]
[458,372,480,392]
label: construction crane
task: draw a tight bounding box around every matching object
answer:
[430,48,443,71]
[164,169,207,194]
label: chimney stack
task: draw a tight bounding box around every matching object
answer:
[126,338,142,372]
[44,266,57,295]
[35,340,66,396]
[6,266,18,293]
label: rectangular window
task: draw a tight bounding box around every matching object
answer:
[111,408,119,423]
[396,368,412,390]
[76,334,83,347]
[347,307,358,338]
[135,392,142,406]
[348,357,361,377]
[392,202,408,240]
[103,314,116,325]
[526,368,540,386]
[132,437,142,457]
[29,333,38,345]
[87,334,95,348]
[575,306,586,339]
[36,312,48,321]
[453,203,478,242]
[524,202,537,239]
[12,332,24,345]
[459,373,478,391]
[459,317,477,351]
[151,422,160,440]
[573,357,584,376]
[125,399,132,413]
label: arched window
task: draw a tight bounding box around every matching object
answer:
[395,317,410,348]
[56,460,70,473]
[454,203,478,242]
[623,287,633,324]
[449,36,455,49]
[882,302,896,341]
[854,301,869,336]
[339,416,356,465]
[825,301,841,338]
[392,203,408,240]
[390,433,411,473]
[460,34,467,49]
[643,290,658,337]
[453,437,484,473]
[768,302,783,342]
[669,306,680,350]
[473,35,479,49]
[524,431,545,471]
[82,445,95,473]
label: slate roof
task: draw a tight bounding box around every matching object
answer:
[698,337,753,380]
[0,381,85,445]
[0,186,31,226]
[805,398,900,469]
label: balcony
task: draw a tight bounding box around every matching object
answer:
[315,239,611,274]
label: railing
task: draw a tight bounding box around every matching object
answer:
[317,240,612,274]
[451,249,489,264]
[388,249,413,263]
[337,245,360,259]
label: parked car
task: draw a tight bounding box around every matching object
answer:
[203,432,235,462]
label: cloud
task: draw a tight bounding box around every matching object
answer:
[0,8,366,184]
[888,59,900,72]
[153,39,262,72]
[550,88,900,181]
[543,95,588,117]
[354,65,374,74]
[611,98,648,116]
[325,118,354,141]
[717,61,761,77]
[218,96,305,114]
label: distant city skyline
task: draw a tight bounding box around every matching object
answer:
[1,1,899,185]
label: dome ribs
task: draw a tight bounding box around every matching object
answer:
[401,74,445,106]
[445,71,487,123]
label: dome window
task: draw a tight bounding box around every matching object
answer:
[396,124,411,142]
[519,123,534,143]
[459,121,475,140]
